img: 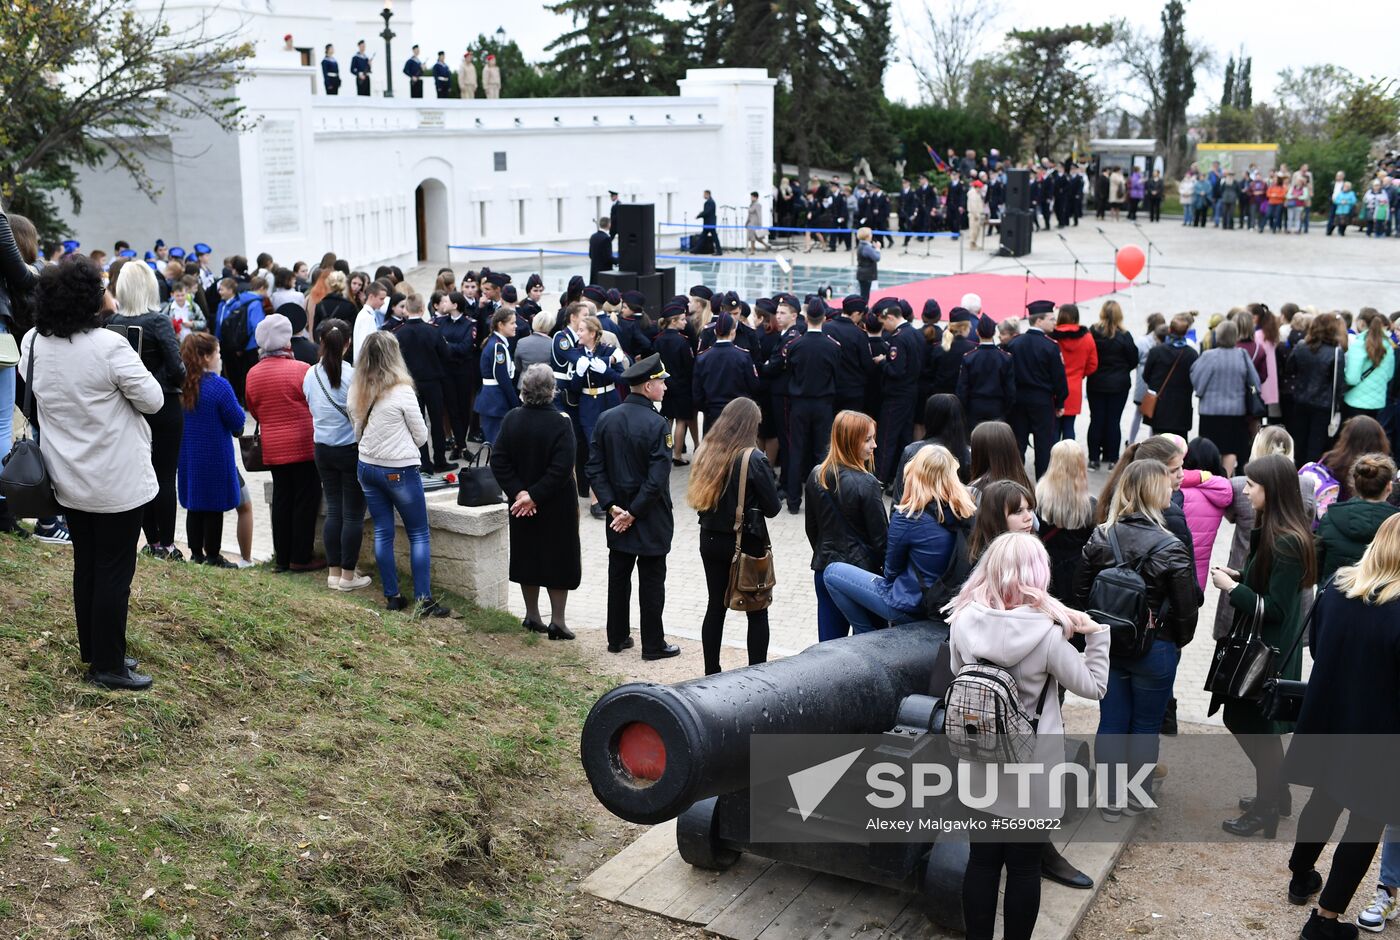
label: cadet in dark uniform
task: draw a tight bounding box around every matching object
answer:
[782,300,843,512]
[321,45,341,95]
[403,45,424,98]
[434,290,477,460]
[1008,300,1069,478]
[693,311,760,428]
[932,306,978,395]
[698,292,759,356]
[875,297,925,484]
[551,300,588,493]
[351,41,371,96]
[616,291,654,360]
[476,308,520,445]
[571,314,627,519]
[827,295,872,415]
[585,354,681,660]
[589,218,613,284]
[393,295,456,472]
[862,311,888,420]
[763,297,803,489]
[957,313,1017,429]
[655,299,696,463]
[432,51,452,97]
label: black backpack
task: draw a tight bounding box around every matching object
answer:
[1085,526,1179,659]
[219,297,252,353]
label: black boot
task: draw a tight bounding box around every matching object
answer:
[1041,842,1093,888]
[1288,869,1323,905]
[1160,696,1178,735]
[1222,804,1279,839]
[1239,786,1293,818]
[1300,909,1360,939]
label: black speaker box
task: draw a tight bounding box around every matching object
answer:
[613,203,656,274]
[999,209,1034,257]
[1004,169,1031,213]
[596,267,676,316]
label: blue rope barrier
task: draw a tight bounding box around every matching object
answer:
[658,221,960,239]
[447,244,591,257]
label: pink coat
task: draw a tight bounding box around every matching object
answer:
[1180,469,1234,589]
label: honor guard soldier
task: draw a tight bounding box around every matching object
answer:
[693,310,760,428]
[403,45,424,98]
[1009,300,1069,478]
[432,51,452,97]
[827,295,872,414]
[957,313,1017,429]
[321,44,341,95]
[874,297,924,484]
[476,308,520,445]
[584,354,681,660]
[781,300,843,512]
[458,50,478,99]
[351,40,372,96]
[616,291,655,360]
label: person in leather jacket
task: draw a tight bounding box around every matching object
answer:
[805,410,888,641]
[1074,459,1199,820]
[0,208,41,536]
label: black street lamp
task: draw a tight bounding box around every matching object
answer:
[380,1,396,98]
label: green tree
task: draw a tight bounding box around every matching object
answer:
[1332,78,1400,141]
[1112,3,1206,177]
[0,0,252,237]
[969,24,1114,159]
[886,103,1009,177]
[1275,65,1356,140]
[1281,133,1371,213]
[1221,55,1235,109]
[543,0,673,96]
[1236,56,1252,109]
[470,35,564,98]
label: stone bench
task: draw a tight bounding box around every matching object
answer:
[265,481,510,607]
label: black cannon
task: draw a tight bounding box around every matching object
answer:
[580,624,1094,930]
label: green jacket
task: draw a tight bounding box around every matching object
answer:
[1315,499,1400,582]
[1343,341,1395,411]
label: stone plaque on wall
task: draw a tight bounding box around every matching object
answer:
[260,119,302,235]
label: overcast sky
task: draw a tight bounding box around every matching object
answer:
[415,0,1392,112]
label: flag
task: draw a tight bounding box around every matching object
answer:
[924,142,947,173]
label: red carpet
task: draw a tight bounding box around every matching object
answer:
[871,273,1120,321]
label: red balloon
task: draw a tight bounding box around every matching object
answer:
[1116,244,1146,281]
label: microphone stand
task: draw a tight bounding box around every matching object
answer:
[1133,221,1164,285]
[1096,226,1120,292]
[997,246,1047,309]
[1056,233,1088,304]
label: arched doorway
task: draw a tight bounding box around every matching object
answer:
[414,178,449,262]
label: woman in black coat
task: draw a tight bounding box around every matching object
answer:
[1085,300,1139,470]
[1141,314,1198,439]
[1284,514,1400,938]
[490,363,581,641]
[1282,312,1347,466]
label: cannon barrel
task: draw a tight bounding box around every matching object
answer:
[580,624,944,825]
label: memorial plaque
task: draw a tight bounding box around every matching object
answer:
[260,119,301,235]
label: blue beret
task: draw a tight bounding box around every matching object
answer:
[775,292,800,310]
[61,240,80,252]
[143,250,155,260]
[193,242,212,255]
[168,246,185,259]
[145,260,159,271]
[118,249,137,258]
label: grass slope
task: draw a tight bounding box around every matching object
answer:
[0,536,611,938]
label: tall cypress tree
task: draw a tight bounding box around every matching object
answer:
[1221,55,1235,108]
[1156,0,1196,177]
[1237,57,1253,109]
[543,0,673,95]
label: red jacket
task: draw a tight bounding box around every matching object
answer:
[245,355,314,465]
[1052,324,1099,416]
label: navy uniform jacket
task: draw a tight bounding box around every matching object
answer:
[655,328,695,411]
[433,61,452,95]
[321,57,340,94]
[616,314,653,360]
[551,327,582,403]
[589,230,613,273]
[699,320,759,357]
[898,188,918,224]
[869,192,891,230]
[699,198,717,227]
[882,321,924,401]
[763,326,803,395]
[585,396,675,556]
[477,333,520,417]
[434,313,477,377]
[956,341,1017,419]
[403,56,423,79]
[1010,327,1069,408]
[394,318,451,385]
[785,327,843,399]
[932,334,977,395]
[825,315,871,400]
[693,341,759,421]
[351,53,371,83]
[570,343,625,397]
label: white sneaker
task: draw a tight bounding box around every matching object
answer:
[336,573,373,592]
[234,558,255,569]
[327,574,340,589]
[1359,886,1399,932]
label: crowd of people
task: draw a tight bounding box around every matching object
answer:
[8,194,1400,939]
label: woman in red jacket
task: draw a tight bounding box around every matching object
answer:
[245,313,324,572]
[1052,303,1099,443]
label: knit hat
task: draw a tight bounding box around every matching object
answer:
[255,313,293,353]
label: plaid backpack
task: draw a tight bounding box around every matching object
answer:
[944,661,1050,764]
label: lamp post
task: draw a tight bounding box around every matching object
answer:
[495,26,507,47]
[380,1,396,98]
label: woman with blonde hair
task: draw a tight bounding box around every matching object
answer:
[1286,514,1400,937]
[1036,439,1096,599]
[1075,459,1199,821]
[350,331,452,618]
[805,410,889,640]
[688,397,781,674]
[948,532,1108,940]
[314,270,356,333]
[823,444,975,637]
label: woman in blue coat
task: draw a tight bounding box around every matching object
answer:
[571,313,626,453]
[475,308,520,445]
[177,332,245,566]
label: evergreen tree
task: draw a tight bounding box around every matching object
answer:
[1156,0,1196,178]
[1221,55,1235,108]
[1115,110,1132,138]
[1237,56,1252,109]
[543,0,673,95]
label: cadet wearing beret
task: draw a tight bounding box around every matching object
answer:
[780,300,844,511]
[873,297,925,484]
[1008,300,1069,478]
[957,313,1017,429]
[584,353,681,659]
[693,311,760,428]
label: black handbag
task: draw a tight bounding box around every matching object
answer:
[1243,351,1267,418]
[1205,596,1277,701]
[1258,580,1329,722]
[0,342,61,518]
[457,443,505,507]
[240,421,268,472]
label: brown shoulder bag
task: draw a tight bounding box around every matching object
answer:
[725,448,776,611]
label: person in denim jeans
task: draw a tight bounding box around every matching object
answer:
[348,331,453,618]
[822,444,974,636]
[1073,460,1199,821]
